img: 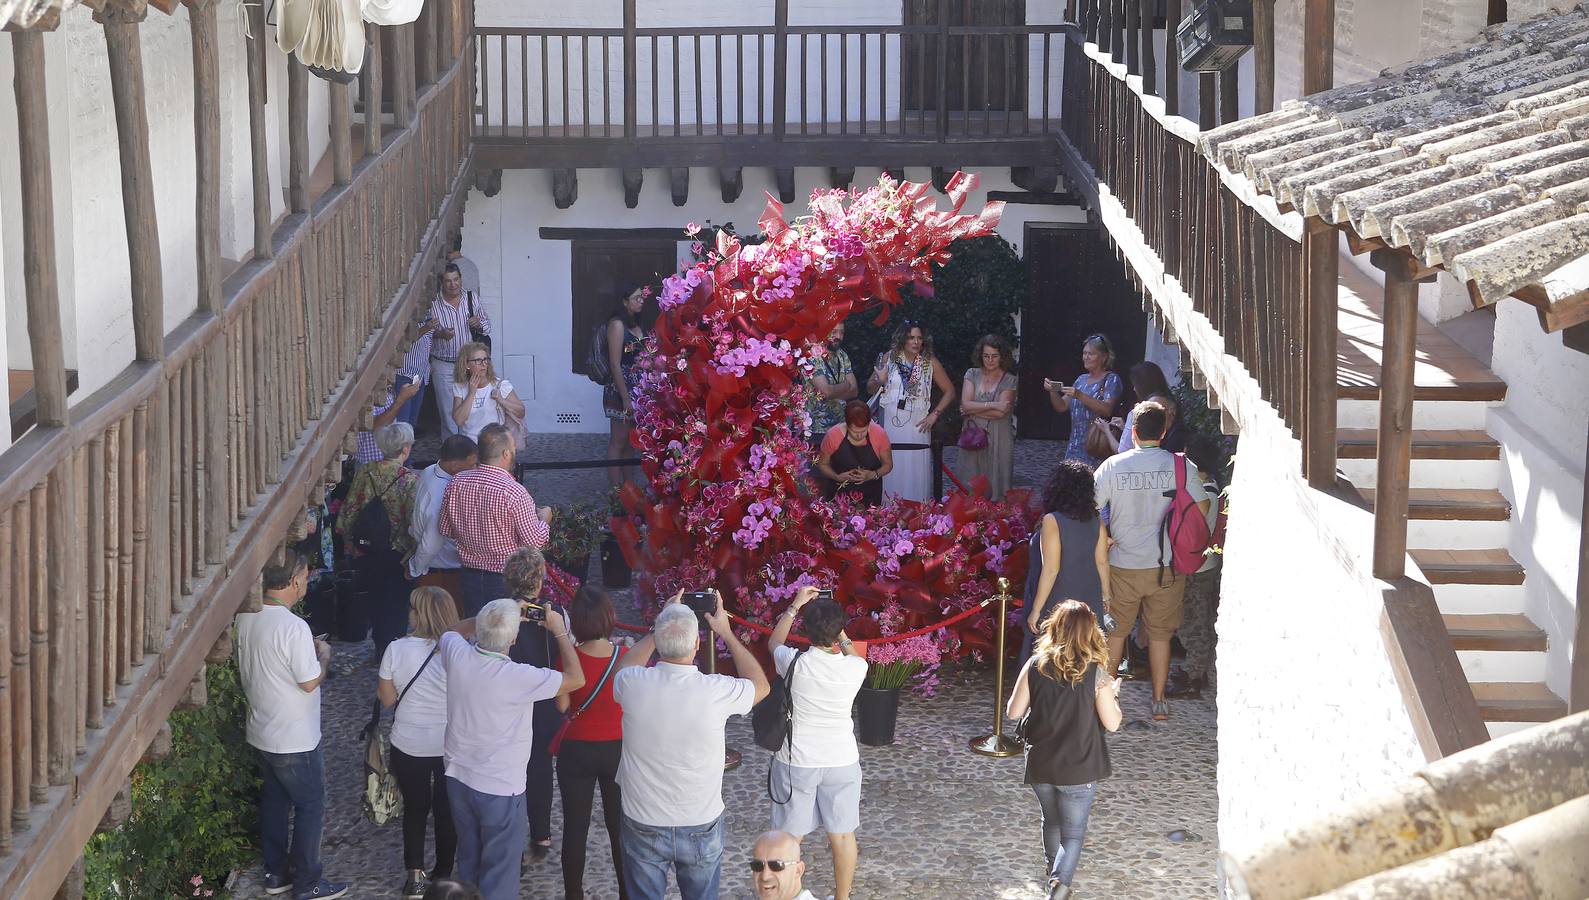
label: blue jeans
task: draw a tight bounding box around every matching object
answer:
[395,378,427,427]
[447,777,527,900]
[619,813,723,900]
[1032,782,1095,886]
[459,567,508,619]
[256,746,326,889]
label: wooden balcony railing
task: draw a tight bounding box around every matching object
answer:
[470,1,1072,170]
[0,4,474,896]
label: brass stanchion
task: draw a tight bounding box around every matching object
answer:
[969,577,1021,758]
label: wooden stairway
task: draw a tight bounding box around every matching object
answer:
[1334,272,1567,738]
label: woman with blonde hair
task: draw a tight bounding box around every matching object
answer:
[450,341,526,441]
[378,586,463,899]
[1006,600,1122,900]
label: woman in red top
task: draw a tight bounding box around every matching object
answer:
[555,587,653,900]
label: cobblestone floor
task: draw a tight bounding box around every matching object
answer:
[240,435,1217,898]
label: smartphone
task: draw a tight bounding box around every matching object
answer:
[815,589,835,603]
[1044,378,1064,391]
[682,591,716,617]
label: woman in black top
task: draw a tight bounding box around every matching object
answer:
[1020,460,1111,668]
[815,400,894,507]
[1006,600,1123,900]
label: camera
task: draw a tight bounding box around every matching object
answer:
[1044,377,1064,391]
[682,591,716,617]
[521,601,549,624]
[815,588,834,603]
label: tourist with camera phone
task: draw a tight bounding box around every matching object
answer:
[436,547,584,900]
[767,585,868,900]
[611,588,770,900]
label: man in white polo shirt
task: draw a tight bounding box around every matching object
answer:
[613,590,771,900]
[235,550,346,900]
[438,583,585,900]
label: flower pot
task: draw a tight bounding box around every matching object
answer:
[601,536,632,588]
[855,686,900,747]
[550,554,592,581]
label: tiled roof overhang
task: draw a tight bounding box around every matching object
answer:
[1199,3,1589,332]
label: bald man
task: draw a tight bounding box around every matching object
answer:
[749,831,817,900]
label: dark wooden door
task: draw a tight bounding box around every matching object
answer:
[569,240,676,378]
[902,0,1028,115]
[1017,223,1148,440]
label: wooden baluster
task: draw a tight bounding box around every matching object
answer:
[1164,0,1180,116]
[934,0,948,141]
[1139,0,1155,97]
[130,403,148,661]
[29,484,48,803]
[330,80,353,186]
[1124,0,1139,74]
[0,509,11,851]
[11,500,31,827]
[116,418,133,686]
[86,437,106,730]
[72,446,88,754]
[772,0,788,139]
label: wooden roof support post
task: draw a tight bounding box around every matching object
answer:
[1110,0,1125,64]
[415,0,435,87]
[622,0,637,140]
[1164,0,1180,116]
[1124,0,1139,76]
[364,24,384,157]
[393,23,415,130]
[287,58,309,213]
[244,0,272,259]
[1370,249,1434,580]
[1303,217,1338,489]
[1253,0,1274,114]
[1138,0,1155,97]
[329,79,353,185]
[1572,419,1589,714]
[1304,0,1334,94]
[1219,63,1238,125]
[1198,72,1215,129]
[9,31,70,427]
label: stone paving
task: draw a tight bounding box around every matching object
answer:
[237,435,1218,898]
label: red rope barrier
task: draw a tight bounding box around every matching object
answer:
[940,460,970,494]
[610,594,1009,646]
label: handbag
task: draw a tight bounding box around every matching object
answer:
[751,649,807,804]
[1085,417,1121,460]
[465,290,491,350]
[958,419,989,451]
[547,648,621,756]
[360,646,437,826]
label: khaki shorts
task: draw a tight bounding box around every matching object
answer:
[1108,566,1186,641]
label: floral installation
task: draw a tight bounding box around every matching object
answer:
[864,634,944,695]
[611,173,1035,658]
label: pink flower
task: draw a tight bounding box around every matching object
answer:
[685,222,701,236]
[191,877,204,887]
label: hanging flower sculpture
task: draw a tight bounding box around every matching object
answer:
[613,173,1035,658]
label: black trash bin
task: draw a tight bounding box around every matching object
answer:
[304,572,338,638]
[335,568,369,643]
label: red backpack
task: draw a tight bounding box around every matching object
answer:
[1159,453,1212,578]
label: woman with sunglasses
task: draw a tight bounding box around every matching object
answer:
[1045,334,1122,467]
[1006,600,1122,900]
[450,341,526,441]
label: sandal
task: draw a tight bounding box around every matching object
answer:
[1151,700,1170,721]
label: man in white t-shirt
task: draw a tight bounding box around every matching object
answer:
[235,550,346,900]
[767,586,868,900]
[613,591,771,900]
[439,584,585,900]
[750,830,820,900]
[408,433,478,603]
[1093,400,1211,723]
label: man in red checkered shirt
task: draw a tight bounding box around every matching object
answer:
[440,422,553,616]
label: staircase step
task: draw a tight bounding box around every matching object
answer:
[1411,549,1525,585]
[1470,682,1568,723]
[1361,488,1510,520]
[1432,583,1527,616]
[1442,614,1546,652]
[1340,456,1501,491]
[1337,430,1500,461]
[1337,398,1491,431]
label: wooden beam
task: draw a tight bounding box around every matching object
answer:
[827,166,853,190]
[621,167,643,208]
[185,0,222,314]
[1303,217,1338,489]
[364,24,384,157]
[1138,0,1155,98]
[244,0,271,259]
[415,0,435,86]
[668,167,689,207]
[1253,0,1275,114]
[1380,578,1490,757]
[930,167,954,193]
[287,59,310,213]
[1220,63,1239,125]
[720,166,744,202]
[1303,0,1334,94]
[552,168,577,209]
[393,23,416,130]
[622,0,637,139]
[774,167,796,203]
[1011,166,1059,193]
[1198,72,1215,129]
[328,80,353,185]
[9,31,70,427]
[1370,249,1433,580]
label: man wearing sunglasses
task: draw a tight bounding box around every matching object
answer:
[750,831,816,900]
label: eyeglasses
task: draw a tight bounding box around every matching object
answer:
[748,859,799,873]
[468,357,490,364]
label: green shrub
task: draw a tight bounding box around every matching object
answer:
[840,234,1027,441]
[1171,378,1237,486]
[85,657,261,899]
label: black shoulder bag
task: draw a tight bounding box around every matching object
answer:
[466,291,491,350]
[752,649,807,803]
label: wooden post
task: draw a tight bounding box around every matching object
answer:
[1164,0,1180,116]
[329,81,353,185]
[393,23,415,129]
[934,0,949,141]
[244,0,272,259]
[1303,217,1338,489]
[288,58,310,213]
[1220,63,1239,124]
[10,31,71,428]
[0,511,11,852]
[1139,0,1156,98]
[623,0,638,139]
[100,2,164,360]
[1370,250,1427,580]
[187,0,222,314]
[1110,0,1125,64]
[1198,71,1215,128]
[1253,0,1275,114]
[364,24,384,157]
[416,0,435,86]
[1124,0,1140,76]
[1571,420,1589,713]
[1304,0,1334,94]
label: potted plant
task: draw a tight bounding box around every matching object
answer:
[855,634,942,746]
[602,487,634,588]
[546,500,606,581]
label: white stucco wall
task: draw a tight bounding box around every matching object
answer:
[463,165,1085,433]
[1488,301,1589,702]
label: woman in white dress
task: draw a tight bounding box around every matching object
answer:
[865,323,956,502]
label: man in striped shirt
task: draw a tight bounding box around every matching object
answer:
[428,263,493,436]
[439,422,553,616]
[394,316,435,428]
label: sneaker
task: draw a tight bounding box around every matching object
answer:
[294,878,349,900]
[1151,700,1170,721]
[401,869,430,899]
[263,873,293,896]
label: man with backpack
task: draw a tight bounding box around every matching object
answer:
[428,262,493,436]
[1093,400,1211,722]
